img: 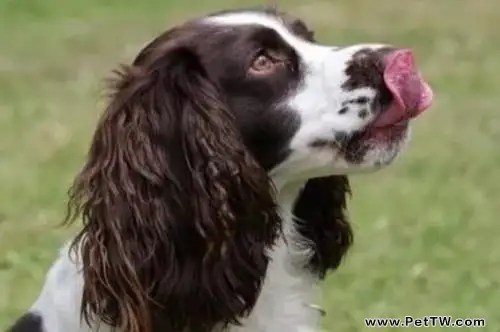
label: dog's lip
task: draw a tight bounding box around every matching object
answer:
[344,120,408,148]
[363,120,408,137]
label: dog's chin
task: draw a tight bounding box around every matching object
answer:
[343,121,411,170]
[270,123,411,186]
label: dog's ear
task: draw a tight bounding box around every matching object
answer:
[64,29,281,332]
[292,175,353,278]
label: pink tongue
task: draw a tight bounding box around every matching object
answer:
[373,49,433,127]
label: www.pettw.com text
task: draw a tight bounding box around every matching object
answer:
[365,316,486,328]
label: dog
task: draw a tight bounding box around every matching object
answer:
[7,7,433,332]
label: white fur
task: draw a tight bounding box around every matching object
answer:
[209,11,402,182]
[20,11,411,332]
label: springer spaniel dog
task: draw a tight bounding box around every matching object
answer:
[8,7,433,332]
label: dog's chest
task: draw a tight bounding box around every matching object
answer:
[229,227,321,331]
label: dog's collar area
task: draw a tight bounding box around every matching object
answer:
[304,303,326,317]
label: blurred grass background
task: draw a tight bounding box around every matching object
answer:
[0,0,498,330]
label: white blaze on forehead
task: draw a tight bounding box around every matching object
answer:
[206,11,330,60]
[206,11,386,60]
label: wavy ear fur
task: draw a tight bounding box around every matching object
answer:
[293,175,353,278]
[65,30,281,332]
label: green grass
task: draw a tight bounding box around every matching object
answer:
[0,0,498,330]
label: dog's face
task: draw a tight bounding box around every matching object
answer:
[187,10,432,183]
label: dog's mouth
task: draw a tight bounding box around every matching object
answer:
[339,49,433,161]
[373,49,433,127]
[353,49,433,143]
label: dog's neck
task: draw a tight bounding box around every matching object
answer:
[273,179,315,268]
[272,174,307,208]
[274,179,304,211]
[274,179,306,240]
[249,178,326,327]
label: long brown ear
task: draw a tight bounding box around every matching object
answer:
[64,31,281,332]
[292,176,353,278]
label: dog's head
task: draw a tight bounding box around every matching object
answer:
[65,8,432,332]
[203,9,432,181]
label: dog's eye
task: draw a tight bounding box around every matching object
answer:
[253,54,273,70]
[250,50,284,75]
